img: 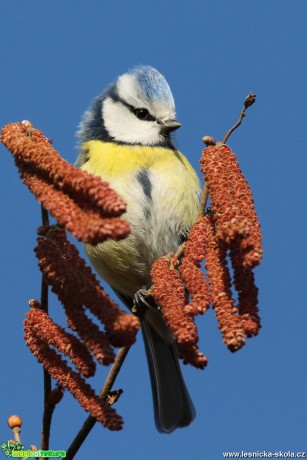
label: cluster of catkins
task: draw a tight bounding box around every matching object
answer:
[150,142,262,367]
[1,122,262,430]
[1,122,139,431]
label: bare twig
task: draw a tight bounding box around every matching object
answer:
[41,403,54,452]
[39,206,53,452]
[197,183,210,220]
[174,244,185,261]
[66,346,131,460]
[222,93,256,144]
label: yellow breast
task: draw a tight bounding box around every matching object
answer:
[79,140,194,176]
[78,140,201,296]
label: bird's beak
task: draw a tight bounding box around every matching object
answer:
[159,119,181,132]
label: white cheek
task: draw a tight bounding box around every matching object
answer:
[102,98,162,145]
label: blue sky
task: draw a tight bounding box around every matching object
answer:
[1,1,306,459]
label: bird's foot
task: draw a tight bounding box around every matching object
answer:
[178,226,191,244]
[132,288,156,319]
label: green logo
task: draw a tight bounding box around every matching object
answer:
[1,441,66,458]
[1,441,23,457]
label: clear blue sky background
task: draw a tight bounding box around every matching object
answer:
[1,1,306,459]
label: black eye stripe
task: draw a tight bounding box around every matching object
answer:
[111,94,156,122]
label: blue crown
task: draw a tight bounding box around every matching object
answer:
[126,65,174,104]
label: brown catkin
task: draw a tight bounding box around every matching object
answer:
[151,256,208,369]
[1,122,130,244]
[34,228,140,349]
[24,313,123,430]
[180,219,212,316]
[200,144,262,268]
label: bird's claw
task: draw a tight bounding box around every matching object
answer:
[132,288,156,319]
[178,226,191,244]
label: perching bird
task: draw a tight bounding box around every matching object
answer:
[76,65,201,433]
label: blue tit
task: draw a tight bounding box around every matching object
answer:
[76,65,201,433]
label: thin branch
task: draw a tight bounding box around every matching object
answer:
[197,183,209,220]
[222,109,246,144]
[222,93,256,144]
[39,205,53,452]
[174,244,185,261]
[66,346,131,460]
[40,207,49,312]
[41,206,49,228]
[41,403,54,452]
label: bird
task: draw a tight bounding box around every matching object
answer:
[76,65,201,433]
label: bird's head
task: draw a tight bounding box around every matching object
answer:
[78,66,180,148]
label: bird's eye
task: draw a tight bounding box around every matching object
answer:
[135,108,150,120]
